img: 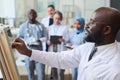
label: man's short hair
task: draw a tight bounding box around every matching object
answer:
[48,5,55,10]
[95,7,120,35]
[27,9,37,15]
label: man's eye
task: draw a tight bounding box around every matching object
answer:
[91,21,94,24]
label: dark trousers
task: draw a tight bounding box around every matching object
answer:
[50,44,65,80]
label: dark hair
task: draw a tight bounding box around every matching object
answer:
[28,9,37,15]
[54,11,63,20]
[48,5,55,10]
[95,7,120,36]
[29,9,36,12]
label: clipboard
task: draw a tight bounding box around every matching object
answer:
[50,36,62,44]
[65,45,73,49]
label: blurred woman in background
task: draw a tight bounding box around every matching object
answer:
[67,16,85,80]
[47,11,69,80]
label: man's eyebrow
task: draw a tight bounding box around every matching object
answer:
[90,18,92,20]
[90,18,95,22]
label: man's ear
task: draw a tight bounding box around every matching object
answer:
[103,26,112,35]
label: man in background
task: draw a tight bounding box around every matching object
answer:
[41,5,55,79]
[41,5,55,29]
[41,5,55,51]
[17,9,47,80]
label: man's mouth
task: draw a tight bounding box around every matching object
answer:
[85,28,91,36]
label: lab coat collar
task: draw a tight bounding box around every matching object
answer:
[84,42,118,67]
[48,16,53,19]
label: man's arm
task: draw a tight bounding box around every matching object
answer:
[114,73,120,80]
[30,47,81,69]
[12,38,81,69]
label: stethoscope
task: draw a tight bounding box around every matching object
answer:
[26,22,42,39]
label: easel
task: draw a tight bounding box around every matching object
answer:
[0,25,21,80]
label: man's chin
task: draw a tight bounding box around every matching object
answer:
[85,38,94,42]
[85,35,103,44]
[85,36,95,42]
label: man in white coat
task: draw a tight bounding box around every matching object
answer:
[41,5,55,29]
[41,5,55,53]
[12,7,120,80]
[41,5,55,79]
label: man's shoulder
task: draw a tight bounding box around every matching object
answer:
[112,53,120,66]
[79,42,94,47]
[35,21,41,25]
[76,42,94,51]
[19,21,28,27]
[41,16,49,21]
[109,53,120,73]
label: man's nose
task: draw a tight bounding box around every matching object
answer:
[86,22,90,29]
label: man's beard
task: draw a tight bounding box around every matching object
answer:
[85,29,104,43]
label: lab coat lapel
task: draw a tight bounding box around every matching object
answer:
[83,57,102,70]
[83,45,117,69]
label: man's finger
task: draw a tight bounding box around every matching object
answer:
[11,42,22,48]
[13,38,24,44]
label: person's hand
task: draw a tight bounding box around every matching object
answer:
[12,38,32,57]
[66,43,72,47]
[58,38,64,42]
[47,40,53,45]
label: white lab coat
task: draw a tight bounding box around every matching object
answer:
[48,24,69,52]
[41,16,65,29]
[41,16,50,29]
[30,42,120,80]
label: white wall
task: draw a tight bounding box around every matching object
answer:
[0,0,15,18]
[75,0,110,23]
[0,0,15,26]
[0,0,5,18]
